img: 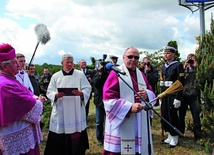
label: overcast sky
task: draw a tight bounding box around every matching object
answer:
[0,0,214,65]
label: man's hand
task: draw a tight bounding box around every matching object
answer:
[142,102,153,111]
[145,65,151,72]
[173,99,181,108]
[38,95,47,104]
[55,92,65,99]
[72,89,83,96]
[135,89,148,101]
[131,103,144,113]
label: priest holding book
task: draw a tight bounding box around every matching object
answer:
[44,53,92,155]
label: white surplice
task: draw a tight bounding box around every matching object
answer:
[0,101,43,155]
[16,70,34,93]
[103,64,155,155]
[47,69,91,134]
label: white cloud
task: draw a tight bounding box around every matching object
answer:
[0,0,214,65]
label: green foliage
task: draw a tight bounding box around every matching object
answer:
[196,18,214,154]
[89,57,96,69]
[141,49,165,70]
[41,100,52,128]
[34,57,96,77]
[140,40,182,71]
[34,63,62,76]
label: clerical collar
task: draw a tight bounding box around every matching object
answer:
[62,69,74,76]
[20,70,24,74]
[128,68,136,72]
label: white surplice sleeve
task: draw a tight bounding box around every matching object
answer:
[80,73,92,106]
[22,100,43,124]
[46,73,58,106]
[104,98,132,129]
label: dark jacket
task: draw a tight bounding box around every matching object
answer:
[84,69,94,92]
[93,70,109,107]
[182,66,198,97]
[144,66,159,93]
[29,75,46,96]
[161,61,184,100]
[40,73,52,90]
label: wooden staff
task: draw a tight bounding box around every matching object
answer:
[149,80,184,105]
[159,69,165,142]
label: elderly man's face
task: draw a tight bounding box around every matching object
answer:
[79,60,86,69]
[2,58,19,76]
[123,48,139,70]
[62,57,74,71]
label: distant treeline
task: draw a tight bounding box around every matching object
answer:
[34,62,95,77]
[34,63,62,76]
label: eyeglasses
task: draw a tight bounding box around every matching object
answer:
[126,55,139,60]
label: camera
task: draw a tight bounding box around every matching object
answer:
[144,62,151,67]
[95,54,110,73]
[43,78,49,84]
[187,58,194,64]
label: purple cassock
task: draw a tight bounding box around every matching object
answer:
[0,72,43,155]
[102,64,156,155]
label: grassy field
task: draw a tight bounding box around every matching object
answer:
[40,100,208,155]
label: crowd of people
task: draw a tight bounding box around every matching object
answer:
[0,42,201,155]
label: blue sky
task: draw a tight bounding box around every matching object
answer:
[0,0,214,66]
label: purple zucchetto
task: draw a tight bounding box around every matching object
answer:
[0,43,16,64]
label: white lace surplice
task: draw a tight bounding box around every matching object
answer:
[0,101,43,155]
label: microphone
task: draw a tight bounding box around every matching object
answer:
[106,63,126,75]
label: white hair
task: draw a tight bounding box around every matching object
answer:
[61,54,73,61]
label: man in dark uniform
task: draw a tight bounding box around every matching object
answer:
[160,46,184,148]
